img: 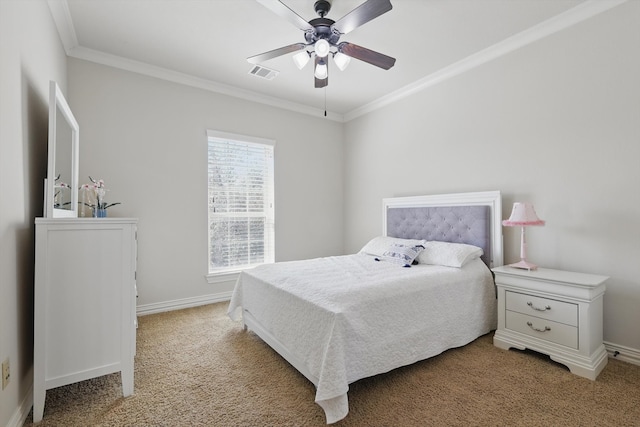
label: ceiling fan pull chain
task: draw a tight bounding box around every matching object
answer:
[324,87,327,117]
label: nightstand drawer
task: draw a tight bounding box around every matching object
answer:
[506,291,578,326]
[506,311,578,349]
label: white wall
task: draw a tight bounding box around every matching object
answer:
[344,2,640,352]
[0,1,68,425]
[68,59,344,310]
[2,5,637,424]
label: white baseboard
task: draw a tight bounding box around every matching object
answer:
[136,292,232,316]
[605,341,640,366]
[6,383,33,427]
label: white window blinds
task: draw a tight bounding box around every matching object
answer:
[207,130,275,273]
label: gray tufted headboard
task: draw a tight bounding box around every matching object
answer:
[383,191,503,268]
[387,206,491,266]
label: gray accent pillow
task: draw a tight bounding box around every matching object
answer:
[377,243,425,267]
[359,236,426,258]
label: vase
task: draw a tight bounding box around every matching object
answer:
[93,208,107,218]
[79,188,90,217]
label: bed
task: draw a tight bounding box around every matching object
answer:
[227,191,503,423]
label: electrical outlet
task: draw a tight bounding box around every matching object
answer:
[2,358,9,390]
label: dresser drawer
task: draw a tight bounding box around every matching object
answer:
[506,291,578,326]
[506,311,578,349]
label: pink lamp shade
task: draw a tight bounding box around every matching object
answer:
[502,202,545,226]
[502,202,545,271]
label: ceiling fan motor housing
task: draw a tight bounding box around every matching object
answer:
[306,17,341,45]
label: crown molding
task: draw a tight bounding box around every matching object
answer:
[49,0,625,123]
[48,2,343,121]
[47,0,78,54]
[67,46,344,122]
[343,0,628,122]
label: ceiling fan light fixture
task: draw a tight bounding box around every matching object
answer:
[333,52,351,71]
[292,50,311,70]
[314,60,328,79]
[314,39,330,58]
[251,0,396,89]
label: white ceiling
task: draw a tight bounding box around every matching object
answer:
[53,0,614,120]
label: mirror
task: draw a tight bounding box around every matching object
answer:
[46,81,79,218]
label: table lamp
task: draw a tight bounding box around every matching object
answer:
[502,202,545,270]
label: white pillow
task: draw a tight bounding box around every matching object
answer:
[377,243,425,267]
[359,236,426,257]
[417,241,483,268]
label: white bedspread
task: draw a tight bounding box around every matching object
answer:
[227,254,497,424]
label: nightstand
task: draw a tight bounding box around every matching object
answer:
[492,266,608,380]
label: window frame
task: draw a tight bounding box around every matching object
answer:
[205,129,275,283]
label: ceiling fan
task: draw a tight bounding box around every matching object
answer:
[248,0,396,88]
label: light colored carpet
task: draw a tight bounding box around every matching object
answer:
[24,302,640,426]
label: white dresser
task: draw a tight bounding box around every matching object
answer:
[492,266,608,380]
[33,218,138,422]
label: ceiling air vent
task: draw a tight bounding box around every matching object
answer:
[248,65,279,80]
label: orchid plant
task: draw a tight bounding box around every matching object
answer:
[80,176,121,211]
[53,174,71,208]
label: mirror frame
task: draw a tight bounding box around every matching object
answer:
[46,80,79,218]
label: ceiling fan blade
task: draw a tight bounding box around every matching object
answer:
[256,0,314,31]
[247,43,306,64]
[314,56,328,88]
[338,42,396,70]
[332,0,392,35]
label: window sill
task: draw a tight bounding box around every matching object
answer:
[206,271,241,284]
[207,262,273,284]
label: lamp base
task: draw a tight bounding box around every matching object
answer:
[507,259,538,271]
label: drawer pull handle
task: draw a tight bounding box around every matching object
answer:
[527,301,551,312]
[527,321,551,332]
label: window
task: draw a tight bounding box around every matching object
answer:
[207,130,275,278]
